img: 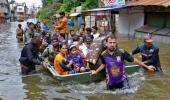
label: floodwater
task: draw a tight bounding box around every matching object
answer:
[0,21,170,100]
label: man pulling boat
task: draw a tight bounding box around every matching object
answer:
[91,35,155,90]
[132,35,162,72]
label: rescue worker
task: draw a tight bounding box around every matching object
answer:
[132,35,162,72]
[91,35,155,90]
[19,33,48,75]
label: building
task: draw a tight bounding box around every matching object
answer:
[0,0,9,24]
[15,3,27,22]
[119,0,170,44]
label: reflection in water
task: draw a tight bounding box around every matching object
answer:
[22,75,46,100]
[0,21,170,100]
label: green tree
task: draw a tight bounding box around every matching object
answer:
[82,0,98,10]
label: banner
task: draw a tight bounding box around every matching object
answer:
[101,0,125,7]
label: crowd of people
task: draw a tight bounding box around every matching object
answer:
[17,12,100,75]
[17,12,162,90]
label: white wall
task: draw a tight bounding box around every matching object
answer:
[17,6,25,13]
[118,8,144,37]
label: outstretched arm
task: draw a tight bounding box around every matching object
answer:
[133,58,155,71]
[91,64,105,75]
[132,46,140,55]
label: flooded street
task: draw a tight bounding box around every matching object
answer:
[0,22,170,100]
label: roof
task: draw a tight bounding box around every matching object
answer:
[82,5,126,12]
[128,0,170,7]
[69,12,81,17]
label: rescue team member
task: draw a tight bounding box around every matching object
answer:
[132,35,162,72]
[16,24,24,42]
[53,42,72,75]
[19,33,48,75]
[91,35,155,90]
[53,12,68,39]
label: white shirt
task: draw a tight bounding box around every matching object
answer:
[93,33,100,40]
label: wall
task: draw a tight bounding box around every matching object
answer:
[0,0,8,13]
[118,7,144,37]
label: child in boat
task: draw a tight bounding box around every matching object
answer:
[67,44,86,73]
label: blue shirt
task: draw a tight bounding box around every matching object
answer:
[67,53,84,67]
[43,24,50,32]
[132,44,162,72]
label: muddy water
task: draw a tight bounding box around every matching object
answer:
[0,22,170,100]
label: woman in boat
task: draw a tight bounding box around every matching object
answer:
[16,24,24,42]
[67,45,86,73]
[91,34,155,90]
[53,42,72,75]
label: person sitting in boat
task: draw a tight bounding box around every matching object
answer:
[66,45,86,73]
[19,33,48,75]
[91,34,155,90]
[42,38,59,66]
[91,26,100,40]
[54,42,72,75]
[80,36,92,58]
[42,22,50,33]
[16,24,24,42]
[83,28,94,43]
[132,35,162,72]
[67,30,76,45]
[78,23,86,36]
[35,21,42,33]
[72,35,85,58]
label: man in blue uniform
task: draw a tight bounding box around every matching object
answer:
[132,35,162,72]
[91,35,155,90]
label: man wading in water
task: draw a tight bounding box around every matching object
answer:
[132,35,162,73]
[19,33,48,75]
[91,35,155,90]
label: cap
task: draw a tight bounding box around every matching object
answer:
[51,39,58,46]
[28,22,34,26]
[73,35,80,42]
[34,33,41,37]
[55,29,59,32]
[144,35,153,43]
[69,44,76,50]
[85,37,92,43]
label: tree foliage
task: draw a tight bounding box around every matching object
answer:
[37,0,98,20]
[82,0,98,10]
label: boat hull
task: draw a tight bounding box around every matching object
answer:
[47,64,140,84]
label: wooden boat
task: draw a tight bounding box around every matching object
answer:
[47,63,140,84]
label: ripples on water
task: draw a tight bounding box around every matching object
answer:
[65,71,144,95]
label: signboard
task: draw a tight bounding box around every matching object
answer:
[101,0,125,7]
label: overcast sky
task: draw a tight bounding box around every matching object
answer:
[9,0,42,7]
